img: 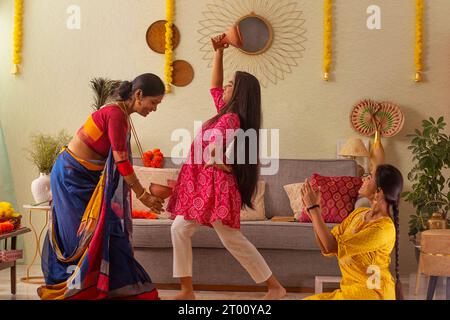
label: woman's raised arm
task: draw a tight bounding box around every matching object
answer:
[211,38,225,88]
[301,180,338,254]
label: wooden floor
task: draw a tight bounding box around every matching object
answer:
[0,265,448,300]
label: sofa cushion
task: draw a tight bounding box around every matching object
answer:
[240,180,267,221]
[283,182,304,220]
[299,173,363,223]
[132,219,338,251]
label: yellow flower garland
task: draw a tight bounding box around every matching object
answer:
[415,0,424,82]
[323,0,332,81]
[164,0,174,93]
[12,0,24,75]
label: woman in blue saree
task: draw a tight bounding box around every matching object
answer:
[39,74,165,300]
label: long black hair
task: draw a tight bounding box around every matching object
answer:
[117,73,165,100]
[206,71,262,209]
[375,164,404,300]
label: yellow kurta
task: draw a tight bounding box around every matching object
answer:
[304,207,396,300]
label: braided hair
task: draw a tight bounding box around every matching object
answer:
[392,201,404,300]
[375,164,404,300]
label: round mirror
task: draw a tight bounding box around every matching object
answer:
[237,14,273,55]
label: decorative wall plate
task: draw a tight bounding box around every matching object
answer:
[351,100,404,137]
[350,99,380,137]
[146,20,180,54]
[375,102,405,137]
[172,60,194,87]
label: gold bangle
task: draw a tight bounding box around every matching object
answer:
[137,190,148,201]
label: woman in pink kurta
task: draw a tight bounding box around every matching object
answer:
[167,34,286,300]
[166,87,242,229]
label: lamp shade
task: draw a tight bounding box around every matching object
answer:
[339,138,370,158]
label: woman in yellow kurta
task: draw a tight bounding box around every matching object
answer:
[302,164,404,300]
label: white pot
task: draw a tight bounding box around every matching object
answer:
[31,173,52,203]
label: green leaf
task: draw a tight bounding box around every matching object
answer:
[423,120,432,128]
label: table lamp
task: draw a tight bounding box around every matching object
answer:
[339,138,370,177]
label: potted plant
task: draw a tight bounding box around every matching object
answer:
[402,116,450,261]
[26,130,71,203]
[90,77,121,111]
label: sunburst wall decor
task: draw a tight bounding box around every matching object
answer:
[198,0,307,87]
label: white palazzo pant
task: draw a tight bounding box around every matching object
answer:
[171,215,272,284]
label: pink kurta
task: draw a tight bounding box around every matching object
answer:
[167,88,242,229]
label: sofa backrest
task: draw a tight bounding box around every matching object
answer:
[133,157,357,218]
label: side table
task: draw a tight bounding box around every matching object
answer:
[21,205,51,284]
[418,229,450,300]
[0,227,31,294]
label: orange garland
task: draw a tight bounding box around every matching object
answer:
[143,149,164,168]
[132,210,158,220]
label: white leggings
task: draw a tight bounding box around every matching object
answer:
[171,215,272,284]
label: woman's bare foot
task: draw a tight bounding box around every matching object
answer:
[261,275,286,300]
[262,287,287,300]
[171,291,196,300]
[170,277,196,300]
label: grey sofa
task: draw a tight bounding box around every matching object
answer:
[132,158,364,289]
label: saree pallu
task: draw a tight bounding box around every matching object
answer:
[38,147,159,300]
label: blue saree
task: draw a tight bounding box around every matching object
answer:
[39,142,158,300]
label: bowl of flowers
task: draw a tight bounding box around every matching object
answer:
[142,149,176,199]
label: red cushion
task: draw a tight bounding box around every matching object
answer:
[299,173,363,223]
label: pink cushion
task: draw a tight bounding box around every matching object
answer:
[299,173,363,223]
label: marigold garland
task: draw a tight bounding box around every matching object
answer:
[132,210,158,220]
[164,0,175,93]
[12,0,24,75]
[323,0,333,81]
[143,149,164,168]
[414,0,424,82]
